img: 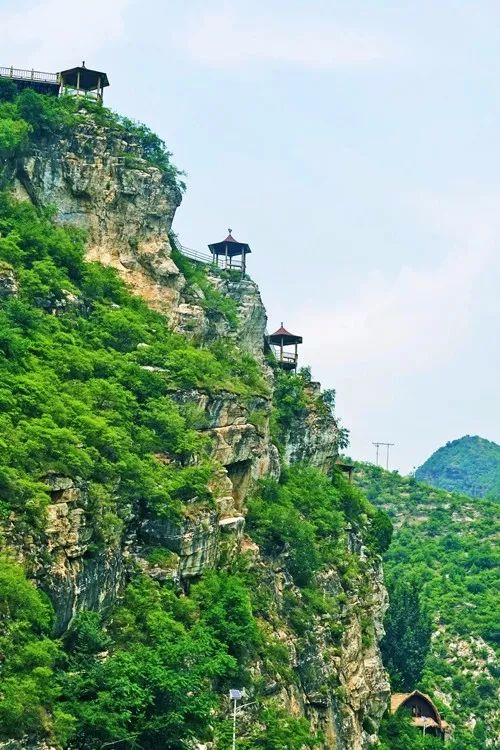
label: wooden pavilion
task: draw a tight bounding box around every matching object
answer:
[391,691,449,740]
[58,62,109,101]
[268,324,303,372]
[208,230,251,275]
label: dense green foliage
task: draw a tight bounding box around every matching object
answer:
[378,711,443,750]
[0,557,71,742]
[0,85,184,194]
[356,462,500,749]
[247,465,390,588]
[62,573,254,749]
[416,434,500,499]
[380,576,432,690]
[0,195,271,536]
[0,561,255,748]
[0,92,328,748]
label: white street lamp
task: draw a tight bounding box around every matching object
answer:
[229,689,242,750]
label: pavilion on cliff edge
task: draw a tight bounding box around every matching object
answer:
[267,324,303,372]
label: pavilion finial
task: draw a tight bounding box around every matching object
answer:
[228,228,232,235]
[82,60,86,68]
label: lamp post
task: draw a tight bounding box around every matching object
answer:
[229,689,242,750]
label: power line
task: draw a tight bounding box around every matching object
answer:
[372,442,395,470]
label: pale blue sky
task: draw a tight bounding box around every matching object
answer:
[3,0,499,472]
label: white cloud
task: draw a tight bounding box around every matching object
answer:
[299,190,500,378]
[0,0,130,71]
[180,8,396,69]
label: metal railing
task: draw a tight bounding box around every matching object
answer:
[0,66,59,84]
[177,244,213,264]
[215,257,243,270]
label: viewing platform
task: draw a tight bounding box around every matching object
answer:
[173,234,248,273]
[267,324,303,372]
[0,62,109,101]
[0,66,60,96]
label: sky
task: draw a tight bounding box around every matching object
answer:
[2,0,499,472]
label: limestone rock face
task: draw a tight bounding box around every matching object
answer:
[14,117,184,312]
[250,542,390,750]
[0,266,18,298]
[283,381,341,473]
[6,475,126,635]
[10,384,279,630]
[174,270,268,360]
[172,389,280,507]
[206,272,268,358]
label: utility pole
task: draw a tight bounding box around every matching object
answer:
[372,442,395,469]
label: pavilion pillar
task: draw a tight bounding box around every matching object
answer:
[76,70,80,96]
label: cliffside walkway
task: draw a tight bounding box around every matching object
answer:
[174,238,244,270]
[0,66,58,84]
[176,242,213,264]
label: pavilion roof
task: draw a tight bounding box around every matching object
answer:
[208,231,251,257]
[58,65,109,90]
[268,324,303,345]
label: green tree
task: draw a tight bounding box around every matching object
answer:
[381,575,432,690]
[0,557,68,742]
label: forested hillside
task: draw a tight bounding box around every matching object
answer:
[0,83,392,750]
[355,463,500,749]
[416,435,500,499]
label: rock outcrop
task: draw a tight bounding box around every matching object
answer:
[13,116,183,312]
[283,381,341,473]
[0,265,17,298]
[243,530,390,750]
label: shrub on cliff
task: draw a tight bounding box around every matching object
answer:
[0,557,70,742]
[247,465,377,588]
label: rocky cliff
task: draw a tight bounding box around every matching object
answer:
[1,108,389,750]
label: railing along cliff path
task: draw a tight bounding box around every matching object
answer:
[172,238,244,270]
[0,66,59,84]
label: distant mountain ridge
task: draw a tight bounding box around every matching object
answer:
[416,435,500,499]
